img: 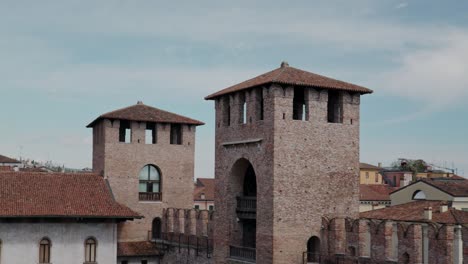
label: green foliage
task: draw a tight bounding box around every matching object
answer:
[391,159,427,174]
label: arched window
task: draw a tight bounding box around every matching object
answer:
[85,238,97,263]
[139,165,161,201]
[307,236,320,263]
[348,246,356,256]
[39,238,51,264]
[413,190,426,200]
[152,218,162,240]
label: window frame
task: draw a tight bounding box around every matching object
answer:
[84,237,97,263]
[39,237,51,264]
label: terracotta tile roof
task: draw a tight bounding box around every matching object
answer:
[194,178,215,201]
[0,171,141,219]
[0,154,20,164]
[451,175,466,180]
[392,178,468,197]
[360,184,398,201]
[87,102,204,127]
[205,62,373,100]
[117,241,160,257]
[360,200,468,224]
[0,167,12,172]
[360,163,381,170]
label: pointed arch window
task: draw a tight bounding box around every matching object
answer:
[139,165,162,201]
[39,238,51,264]
[85,238,97,263]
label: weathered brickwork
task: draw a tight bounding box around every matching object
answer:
[92,118,198,242]
[321,217,466,264]
[208,80,361,264]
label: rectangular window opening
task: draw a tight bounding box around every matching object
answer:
[194,205,200,210]
[209,205,214,211]
[170,124,182,145]
[327,91,343,123]
[256,89,264,121]
[223,97,231,126]
[119,121,132,143]
[293,87,306,121]
[145,123,157,144]
[243,102,247,124]
[239,93,247,124]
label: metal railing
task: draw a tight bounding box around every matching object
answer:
[229,245,256,262]
[139,192,162,201]
[236,196,257,212]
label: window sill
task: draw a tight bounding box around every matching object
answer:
[139,201,163,204]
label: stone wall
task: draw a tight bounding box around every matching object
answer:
[92,119,197,242]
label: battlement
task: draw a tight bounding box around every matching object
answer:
[162,208,214,238]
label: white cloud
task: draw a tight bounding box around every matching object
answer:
[395,2,408,9]
[377,32,468,106]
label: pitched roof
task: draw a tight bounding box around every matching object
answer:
[360,184,398,201]
[87,102,204,127]
[0,154,20,164]
[0,171,141,219]
[194,178,215,201]
[391,178,468,197]
[117,241,160,257]
[360,200,468,224]
[205,62,373,100]
[360,163,381,170]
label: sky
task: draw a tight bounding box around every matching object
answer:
[0,0,467,178]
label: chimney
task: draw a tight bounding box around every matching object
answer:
[201,193,206,200]
[424,207,432,220]
[280,61,289,68]
[378,162,382,168]
[440,204,448,213]
[137,101,143,105]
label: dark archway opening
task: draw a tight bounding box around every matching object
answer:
[243,164,257,197]
[152,217,162,240]
[307,236,320,263]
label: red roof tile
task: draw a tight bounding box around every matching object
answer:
[87,102,204,127]
[194,178,215,201]
[360,200,468,224]
[117,241,160,257]
[360,185,398,201]
[0,171,141,219]
[0,154,20,164]
[205,63,373,100]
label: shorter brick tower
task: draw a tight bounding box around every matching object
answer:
[87,101,204,243]
[205,62,372,264]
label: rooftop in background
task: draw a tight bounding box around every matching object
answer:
[360,163,381,170]
[360,200,468,224]
[194,178,215,201]
[0,154,20,164]
[0,171,141,219]
[205,62,373,100]
[392,177,468,197]
[87,101,205,127]
[360,184,398,201]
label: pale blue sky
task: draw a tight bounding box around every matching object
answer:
[1,0,467,177]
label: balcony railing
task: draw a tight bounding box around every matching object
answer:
[236,196,256,211]
[139,192,162,201]
[230,245,256,262]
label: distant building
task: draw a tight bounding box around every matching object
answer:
[0,154,21,168]
[194,178,215,211]
[0,171,140,264]
[382,170,413,187]
[359,184,398,212]
[360,162,383,184]
[390,178,468,210]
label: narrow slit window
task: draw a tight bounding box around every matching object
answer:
[243,102,247,124]
[327,91,343,123]
[256,89,264,121]
[293,87,306,121]
[145,123,157,144]
[223,97,231,126]
[170,124,182,145]
[119,121,131,143]
[239,93,247,124]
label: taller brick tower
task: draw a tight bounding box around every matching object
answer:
[205,62,372,264]
[87,101,204,242]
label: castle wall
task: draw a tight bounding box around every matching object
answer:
[93,119,196,242]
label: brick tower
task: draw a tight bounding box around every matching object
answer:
[205,62,372,264]
[87,101,204,243]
